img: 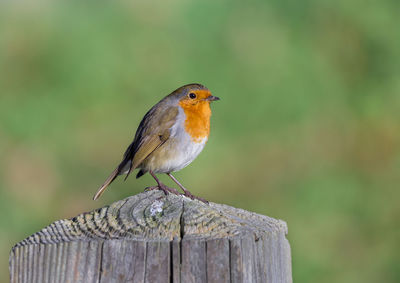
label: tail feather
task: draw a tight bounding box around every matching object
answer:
[136,169,146,179]
[93,168,119,200]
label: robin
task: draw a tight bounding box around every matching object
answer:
[93,83,219,203]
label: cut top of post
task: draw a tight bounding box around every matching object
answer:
[13,191,288,249]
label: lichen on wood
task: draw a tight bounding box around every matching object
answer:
[10,191,292,283]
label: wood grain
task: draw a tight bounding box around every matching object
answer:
[10,191,292,283]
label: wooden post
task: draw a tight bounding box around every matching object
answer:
[10,191,292,283]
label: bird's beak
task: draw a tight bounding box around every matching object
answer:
[205,95,220,101]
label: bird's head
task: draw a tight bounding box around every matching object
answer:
[171,83,220,109]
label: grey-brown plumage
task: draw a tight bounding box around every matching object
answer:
[93,83,219,201]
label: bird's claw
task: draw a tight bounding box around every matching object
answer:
[145,185,180,196]
[182,191,209,204]
[145,185,208,204]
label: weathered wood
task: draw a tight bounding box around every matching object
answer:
[10,191,292,283]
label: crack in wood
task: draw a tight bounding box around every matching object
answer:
[10,191,292,283]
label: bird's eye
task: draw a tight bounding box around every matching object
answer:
[189,93,196,99]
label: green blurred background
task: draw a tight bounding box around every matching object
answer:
[0,0,399,282]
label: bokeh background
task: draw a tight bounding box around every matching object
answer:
[1,1,399,282]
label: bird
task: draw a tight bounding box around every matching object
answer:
[93,83,220,203]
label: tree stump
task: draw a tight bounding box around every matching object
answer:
[10,191,292,283]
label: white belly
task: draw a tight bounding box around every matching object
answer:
[158,136,207,173]
[142,107,208,173]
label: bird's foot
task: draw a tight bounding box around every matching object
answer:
[145,185,180,196]
[181,190,209,204]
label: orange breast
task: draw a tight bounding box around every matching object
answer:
[179,101,211,143]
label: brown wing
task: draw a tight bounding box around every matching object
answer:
[124,104,178,174]
[93,104,178,200]
[127,129,170,175]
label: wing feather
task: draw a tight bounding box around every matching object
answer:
[93,104,179,200]
[120,105,178,177]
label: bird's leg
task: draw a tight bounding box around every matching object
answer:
[167,173,209,203]
[145,171,180,195]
